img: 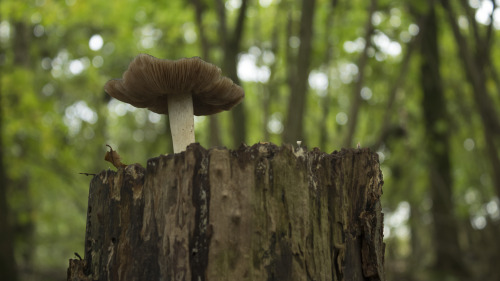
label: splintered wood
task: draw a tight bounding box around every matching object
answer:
[68,143,385,281]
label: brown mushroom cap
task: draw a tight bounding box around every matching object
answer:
[104,54,245,116]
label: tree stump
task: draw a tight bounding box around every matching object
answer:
[67,143,385,281]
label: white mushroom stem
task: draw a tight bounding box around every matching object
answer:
[167,94,195,153]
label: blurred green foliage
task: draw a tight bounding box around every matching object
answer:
[0,0,499,280]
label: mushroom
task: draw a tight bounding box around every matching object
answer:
[104,54,244,153]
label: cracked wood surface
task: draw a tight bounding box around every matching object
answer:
[67,143,385,281]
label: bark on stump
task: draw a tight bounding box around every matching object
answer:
[68,143,385,281]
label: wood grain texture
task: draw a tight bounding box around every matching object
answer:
[68,143,385,281]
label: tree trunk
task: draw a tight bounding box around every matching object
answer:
[0,42,19,281]
[440,0,500,198]
[419,3,467,279]
[67,143,385,281]
[343,0,376,148]
[216,0,249,147]
[188,0,223,148]
[283,0,316,144]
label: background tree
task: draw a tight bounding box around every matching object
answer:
[440,0,500,197]
[283,0,316,144]
[0,29,18,281]
[417,1,467,278]
[216,0,249,146]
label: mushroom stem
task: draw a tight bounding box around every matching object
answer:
[167,94,195,153]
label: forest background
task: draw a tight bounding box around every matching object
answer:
[1,0,500,280]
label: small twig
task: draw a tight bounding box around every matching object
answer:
[74,252,82,260]
[79,172,97,176]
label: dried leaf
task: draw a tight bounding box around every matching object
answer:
[104,145,127,168]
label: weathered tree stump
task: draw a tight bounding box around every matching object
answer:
[68,143,385,281]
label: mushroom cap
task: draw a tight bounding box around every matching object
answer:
[104,54,245,116]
